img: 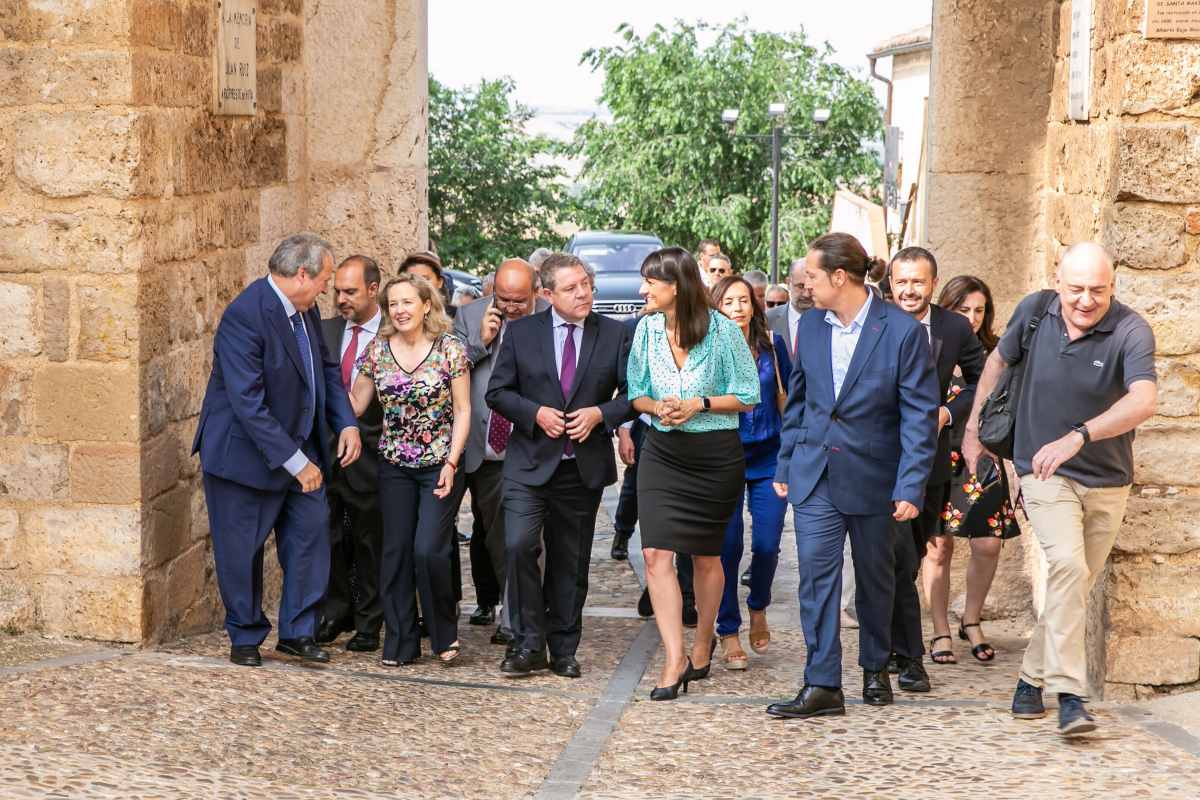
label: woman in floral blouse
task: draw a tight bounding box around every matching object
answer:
[350,273,470,667]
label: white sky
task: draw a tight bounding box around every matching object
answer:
[429,1,933,111]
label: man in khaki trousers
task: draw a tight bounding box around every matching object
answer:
[963,242,1157,738]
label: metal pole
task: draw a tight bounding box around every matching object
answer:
[770,124,781,285]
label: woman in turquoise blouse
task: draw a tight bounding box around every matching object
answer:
[627,247,760,700]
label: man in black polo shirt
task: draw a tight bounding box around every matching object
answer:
[962,242,1157,737]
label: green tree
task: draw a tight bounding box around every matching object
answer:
[569,20,883,274]
[428,76,565,272]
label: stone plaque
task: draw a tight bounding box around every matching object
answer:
[214,0,257,115]
[1145,0,1200,38]
[1069,0,1092,122]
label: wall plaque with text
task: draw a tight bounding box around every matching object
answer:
[1145,0,1200,39]
[1069,0,1092,122]
[213,0,257,115]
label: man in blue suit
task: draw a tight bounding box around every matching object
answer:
[765,233,938,719]
[193,233,362,667]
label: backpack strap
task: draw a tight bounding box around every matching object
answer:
[1017,290,1056,361]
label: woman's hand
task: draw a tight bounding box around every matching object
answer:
[434,463,456,499]
[661,397,702,427]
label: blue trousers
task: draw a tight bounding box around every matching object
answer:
[202,471,330,647]
[717,476,786,636]
[793,475,896,688]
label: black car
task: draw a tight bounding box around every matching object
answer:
[566,231,663,320]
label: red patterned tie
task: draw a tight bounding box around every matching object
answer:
[487,411,512,454]
[340,325,362,389]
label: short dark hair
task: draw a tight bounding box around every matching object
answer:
[890,246,938,278]
[809,233,876,283]
[398,250,443,278]
[641,247,712,350]
[698,238,721,253]
[339,254,381,287]
[540,252,595,291]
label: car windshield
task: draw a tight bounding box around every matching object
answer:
[572,242,660,273]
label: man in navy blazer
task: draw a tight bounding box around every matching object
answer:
[192,233,361,667]
[765,233,938,719]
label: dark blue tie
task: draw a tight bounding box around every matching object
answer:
[290,312,314,393]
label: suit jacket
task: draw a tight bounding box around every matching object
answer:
[192,277,357,492]
[766,304,791,349]
[485,308,633,490]
[926,304,985,485]
[321,315,384,507]
[454,295,550,474]
[775,294,940,515]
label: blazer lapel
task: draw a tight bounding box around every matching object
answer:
[537,310,560,399]
[565,313,599,406]
[814,319,835,402]
[263,285,307,382]
[833,301,887,409]
[928,305,947,373]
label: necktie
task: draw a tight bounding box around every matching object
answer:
[560,323,577,456]
[290,312,314,392]
[487,411,512,454]
[340,324,362,389]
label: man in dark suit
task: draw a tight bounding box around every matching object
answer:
[885,247,985,692]
[766,257,814,361]
[765,233,938,719]
[193,233,361,667]
[486,253,633,678]
[452,258,546,644]
[315,255,385,652]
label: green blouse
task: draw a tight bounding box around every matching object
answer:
[627,310,761,433]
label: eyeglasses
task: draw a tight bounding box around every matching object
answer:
[766,300,787,308]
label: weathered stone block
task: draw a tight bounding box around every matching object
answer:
[0,47,132,107]
[259,184,303,240]
[1118,39,1200,116]
[1134,424,1200,484]
[1094,0,1146,41]
[0,202,144,273]
[131,51,207,108]
[33,363,138,442]
[0,280,41,357]
[24,505,141,578]
[259,17,302,65]
[1117,124,1200,204]
[181,1,211,58]
[1188,209,1200,235]
[279,64,304,115]
[1106,635,1200,685]
[129,0,183,50]
[0,574,34,634]
[1047,122,1116,197]
[0,0,131,46]
[257,65,282,113]
[0,508,19,570]
[1101,203,1185,269]
[1117,493,1200,555]
[140,341,209,437]
[1108,555,1200,636]
[1154,357,1200,417]
[0,440,68,501]
[261,0,303,15]
[141,483,191,570]
[13,111,149,199]
[0,365,32,436]
[69,443,140,504]
[1047,192,1099,246]
[77,279,138,361]
[176,116,286,194]
[140,428,181,502]
[42,276,70,361]
[34,574,142,642]
[1116,268,1200,356]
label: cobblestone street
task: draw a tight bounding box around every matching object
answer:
[2,484,1198,799]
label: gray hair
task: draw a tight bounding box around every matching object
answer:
[481,272,495,293]
[268,233,333,278]
[540,252,594,291]
[743,269,768,288]
[709,253,732,268]
[528,247,554,268]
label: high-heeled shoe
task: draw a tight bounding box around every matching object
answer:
[650,658,693,701]
[686,636,719,682]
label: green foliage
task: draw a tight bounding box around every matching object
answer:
[569,20,883,275]
[428,76,566,272]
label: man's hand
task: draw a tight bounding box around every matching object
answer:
[893,500,919,521]
[536,405,565,438]
[480,304,503,347]
[960,426,995,477]
[1031,430,1085,481]
[773,482,788,499]
[617,427,636,465]
[937,406,952,436]
[296,462,323,493]
[337,427,362,467]
[566,406,604,442]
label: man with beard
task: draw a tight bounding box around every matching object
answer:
[767,257,813,359]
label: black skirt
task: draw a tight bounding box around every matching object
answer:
[637,427,745,556]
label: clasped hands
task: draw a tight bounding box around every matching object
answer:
[653,395,701,428]
[536,405,604,442]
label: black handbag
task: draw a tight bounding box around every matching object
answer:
[977,290,1056,459]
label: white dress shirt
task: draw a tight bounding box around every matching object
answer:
[267,274,314,477]
[339,308,381,386]
[787,303,803,354]
[826,292,873,400]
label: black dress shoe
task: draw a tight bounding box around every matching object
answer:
[886,652,900,674]
[551,655,582,678]
[740,567,751,588]
[275,637,331,663]
[897,657,931,692]
[611,531,631,561]
[637,588,654,618]
[766,685,846,719]
[345,632,380,652]
[863,670,894,706]
[315,617,352,645]
[500,647,549,677]
[490,626,514,645]
[229,645,262,667]
[681,604,698,628]
[469,605,496,626]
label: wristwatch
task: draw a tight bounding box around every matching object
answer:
[1071,422,1091,444]
[701,396,712,410]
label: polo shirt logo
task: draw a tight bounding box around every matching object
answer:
[1093,360,1104,368]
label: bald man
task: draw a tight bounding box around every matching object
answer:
[452,259,548,644]
[963,242,1157,737]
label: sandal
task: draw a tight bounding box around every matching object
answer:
[437,641,461,666]
[748,609,770,654]
[928,634,957,665]
[720,633,748,671]
[958,622,995,662]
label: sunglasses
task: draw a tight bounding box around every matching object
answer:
[766,300,787,308]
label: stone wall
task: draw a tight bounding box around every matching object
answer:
[0,0,428,643]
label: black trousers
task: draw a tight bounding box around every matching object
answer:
[889,481,948,659]
[613,419,695,605]
[321,492,384,636]
[378,462,463,661]
[503,460,603,658]
[466,461,506,608]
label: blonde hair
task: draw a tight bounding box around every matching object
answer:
[378,273,452,339]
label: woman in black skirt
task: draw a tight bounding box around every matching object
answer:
[627,247,761,700]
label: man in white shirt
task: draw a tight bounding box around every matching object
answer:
[316,255,385,652]
[766,257,814,360]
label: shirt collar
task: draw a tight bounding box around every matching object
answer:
[919,306,932,327]
[266,274,298,318]
[788,304,802,328]
[825,291,873,331]
[551,308,582,329]
[357,308,382,334]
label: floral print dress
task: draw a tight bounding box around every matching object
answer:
[942,378,1021,539]
[355,333,468,469]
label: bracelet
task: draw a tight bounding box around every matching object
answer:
[446,460,459,472]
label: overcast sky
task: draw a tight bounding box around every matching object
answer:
[429,1,933,111]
